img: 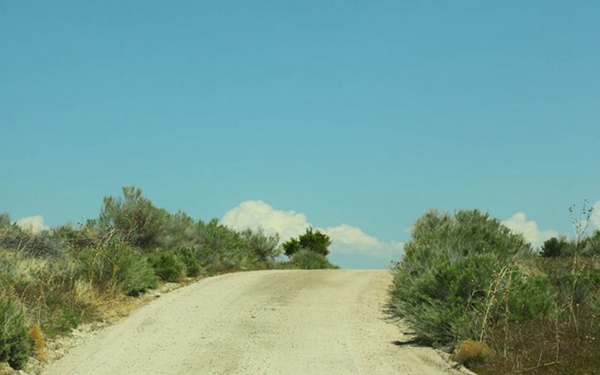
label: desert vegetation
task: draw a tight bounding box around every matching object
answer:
[0,187,337,371]
[282,227,339,270]
[4,188,598,374]
[390,206,600,374]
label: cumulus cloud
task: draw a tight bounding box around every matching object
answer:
[15,216,49,234]
[325,224,404,259]
[221,200,403,260]
[221,200,309,242]
[502,212,558,248]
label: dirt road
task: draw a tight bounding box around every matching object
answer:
[43,270,468,375]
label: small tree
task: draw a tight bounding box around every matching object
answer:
[540,237,569,257]
[283,227,331,258]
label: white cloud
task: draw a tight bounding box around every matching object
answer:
[221,200,403,260]
[502,212,558,248]
[221,200,309,242]
[325,224,404,259]
[590,201,600,231]
[15,216,49,234]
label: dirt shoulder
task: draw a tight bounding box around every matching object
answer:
[41,270,471,375]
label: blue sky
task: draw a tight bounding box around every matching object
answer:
[2,1,599,268]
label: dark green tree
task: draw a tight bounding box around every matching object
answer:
[540,237,568,257]
[283,227,331,258]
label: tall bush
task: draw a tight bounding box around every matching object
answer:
[390,209,554,346]
[196,219,261,272]
[98,186,169,250]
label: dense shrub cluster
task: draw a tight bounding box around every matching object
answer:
[392,208,600,374]
[0,220,62,258]
[390,209,549,345]
[473,256,600,375]
[95,188,285,272]
[541,230,600,257]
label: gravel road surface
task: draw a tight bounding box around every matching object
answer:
[43,270,469,375]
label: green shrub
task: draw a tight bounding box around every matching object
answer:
[77,241,156,296]
[505,274,555,322]
[98,186,170,250]
[239,228,282,261]
[0,251,17,294]
[540,237,572,258]
[149,251,185,282]
[283,227,331,258]
[390,209,552,346]
[0,224,62,257]
[48,310,85,338]
[159,212,198,251]
[54,223,99,253]
[196,219,263,272]
[555,270,600,307]
[289,248,339,270]
[393,253,497,344]
[582,230,600,256]
[0,295,32,369]
[174,247,202,277]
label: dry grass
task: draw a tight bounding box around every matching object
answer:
[470,257,600,375]
[1,249,98,338]
[91,280,189,323]
[29,323,46,361]
[0,363,15,375]
[471,314,599,375]
[452,340,490,367]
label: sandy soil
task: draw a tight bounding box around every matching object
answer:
[42,270,471,375]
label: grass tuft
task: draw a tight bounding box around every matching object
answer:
[453,340,490,367]
[29,323,46,361]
